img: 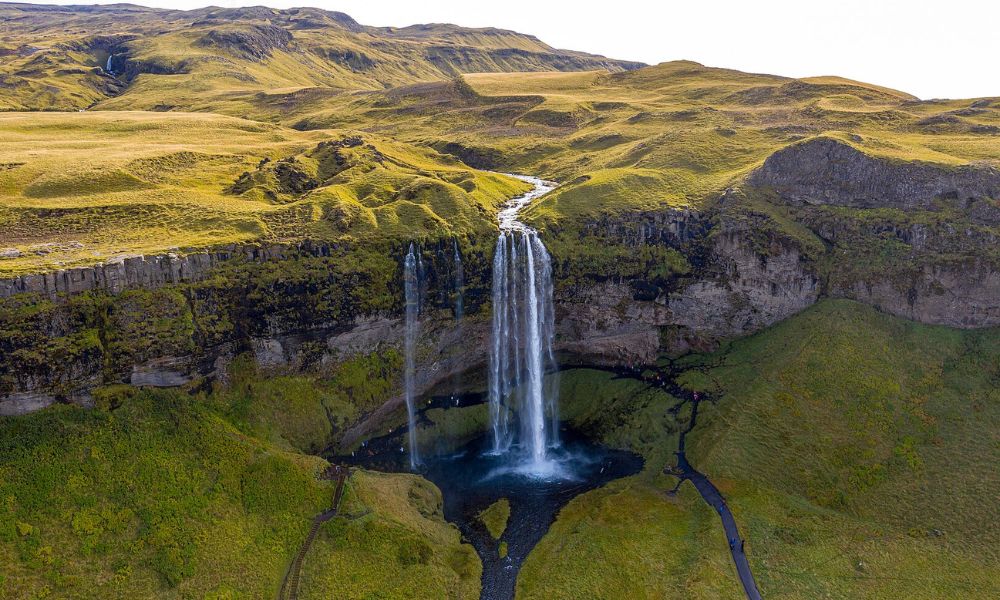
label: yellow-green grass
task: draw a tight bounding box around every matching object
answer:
[0,388,332,598]
[478,498,510,540]
[292,62,998,233]
[685,300,1000,597]
[298,471,480,600]
[518,300,1000,599]
[5,60,998,276]
[0,4,637,115]
[0,111,528,276]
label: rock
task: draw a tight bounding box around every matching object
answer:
[0,248,20,259]
[667,231,820,341]
[252,338,286,368]
[833,261,1000,328]
[0,392,57,416]
[748,137,1000,215]
[130,358,193,387]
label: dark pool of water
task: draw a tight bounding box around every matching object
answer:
[338,428,643,600]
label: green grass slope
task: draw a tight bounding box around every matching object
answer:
[0,386,478,599]
[299,471,481,600]
[687,299,1000,598]
[517,300,1000,599]
[0,388,331,598]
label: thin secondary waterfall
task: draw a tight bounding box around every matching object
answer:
[403,242,423,469]
[488,176,559,470]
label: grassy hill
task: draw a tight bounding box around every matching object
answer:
[516,300,1000,599]
[0,3,641,114]
[0,110,527,276]
[0,386,478,599]
[2,17,998,279]
[260,61,996,247]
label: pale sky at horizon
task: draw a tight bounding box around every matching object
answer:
[18,0,1000,100]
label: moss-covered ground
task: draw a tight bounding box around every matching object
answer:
[0,385,477,599]
[298,471,481,600]
[517,300,1000,599]
[478,498,511,540]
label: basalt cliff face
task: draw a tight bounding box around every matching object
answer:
[3,140,999,442]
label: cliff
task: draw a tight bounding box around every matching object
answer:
[3,140,999,446]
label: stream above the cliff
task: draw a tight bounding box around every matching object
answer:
[336,426,642,600]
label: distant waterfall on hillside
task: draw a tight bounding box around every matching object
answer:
[450,239,465,401]
[487,176,559,471]
[403,242,423,469]
[106,54,114,73]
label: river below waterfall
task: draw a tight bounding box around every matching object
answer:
[335,425,643,600]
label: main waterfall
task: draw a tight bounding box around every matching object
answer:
[488,175,560,473]
[403,242,423,469]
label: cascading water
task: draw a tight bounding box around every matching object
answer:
[488,175,560,473]
[105,54,114,73]
[403,243,423,469]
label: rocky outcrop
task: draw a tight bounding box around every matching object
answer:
[0,243,345,299]
[666,230,820,340]
[748,137,1000,220]
[832,261,1000,328]
[197,25,293,62]
[556,280,671,364]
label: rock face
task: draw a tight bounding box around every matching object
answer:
[665,231,820,341]
[748,137,1000,218]
[3,141,1000,425]
[0,243,341,299]
[556,208,821,362]
[832,262,1000,328]
[1,250,223,299]
[743,136,1000,328]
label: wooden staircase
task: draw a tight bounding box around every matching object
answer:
[279,465,350,600]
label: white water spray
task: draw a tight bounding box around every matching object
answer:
[403,242,423,469]
[488,175,560,473]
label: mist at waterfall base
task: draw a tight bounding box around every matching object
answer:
[340,420,643,600]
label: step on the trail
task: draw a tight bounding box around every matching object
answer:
[280,465,351,600]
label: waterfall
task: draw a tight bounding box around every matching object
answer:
[487,176,559,470]
[106,54,113,73]
[403,242,423,469]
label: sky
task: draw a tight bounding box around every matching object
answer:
[26,0,1000,99]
